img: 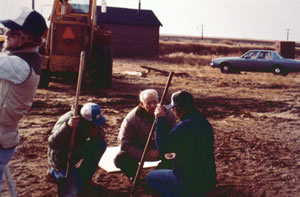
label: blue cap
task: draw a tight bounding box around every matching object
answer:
[80,103,106,126]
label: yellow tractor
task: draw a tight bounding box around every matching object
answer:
[0,27,5,49]
[39,0,112,88]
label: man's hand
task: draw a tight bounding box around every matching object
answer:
[146,149,160,161]
[67,116,80,129]
[154,104,166,118]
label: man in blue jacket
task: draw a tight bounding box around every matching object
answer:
[146,91,217,197]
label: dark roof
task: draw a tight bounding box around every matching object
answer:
[97,6,162,26]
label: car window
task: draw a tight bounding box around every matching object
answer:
[242,51,257,59]
[69,0,90,14]
[257,52,266,59]
[257,51,272,60]
[265,52,272,60]
[249,52,258,59]
[241,51,251,58]
[257,52,272,60]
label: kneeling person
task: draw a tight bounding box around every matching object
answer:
[146,91,217,197]
[114,89,176,180]
[47,103,107,196]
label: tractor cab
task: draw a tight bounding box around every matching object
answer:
[40,0,112,88]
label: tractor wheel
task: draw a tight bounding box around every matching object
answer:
[38,69,50,88]
[87,46,113,89]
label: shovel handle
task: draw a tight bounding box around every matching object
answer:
[65,51,85,177]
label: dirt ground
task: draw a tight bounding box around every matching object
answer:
[2,58,300,197]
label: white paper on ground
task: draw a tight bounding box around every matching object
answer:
[98,146,161,173]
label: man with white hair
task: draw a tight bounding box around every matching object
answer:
[114,89,176,180]
[0,7,47,192]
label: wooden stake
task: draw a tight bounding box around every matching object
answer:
[65,51,85,177]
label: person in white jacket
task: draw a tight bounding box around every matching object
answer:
[0,7,47,192]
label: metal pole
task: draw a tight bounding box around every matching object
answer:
[130,71,174,196]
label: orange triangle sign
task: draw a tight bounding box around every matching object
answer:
[62,27,75,39]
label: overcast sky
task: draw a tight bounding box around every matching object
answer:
[0,0,299,42]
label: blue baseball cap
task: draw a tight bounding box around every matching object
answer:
[80,103,106,126]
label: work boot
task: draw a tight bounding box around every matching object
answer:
[46,168,58,183]
[77,180,104,196]
[87,180,103,189]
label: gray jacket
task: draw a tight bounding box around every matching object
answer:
[118,106,176,161]
[47,111,105,171]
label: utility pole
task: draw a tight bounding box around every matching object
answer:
[197,24,204,40]
[285,28,291,41]
[138,0,141,14]
[201,24,204,40]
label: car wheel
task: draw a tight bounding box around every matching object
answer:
[220,63,232,73]
[272,65,288,76]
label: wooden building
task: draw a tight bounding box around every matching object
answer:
[275,41,295,59]
[97,6,162,57]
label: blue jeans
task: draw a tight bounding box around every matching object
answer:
[146,169,185,197]
[56,139,107,196]
[146,169,206,197]
[0,146,16,193]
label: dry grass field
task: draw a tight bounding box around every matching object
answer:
[2,38,300,197]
